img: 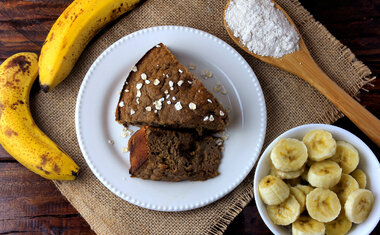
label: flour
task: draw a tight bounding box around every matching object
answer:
[225,0,299,58]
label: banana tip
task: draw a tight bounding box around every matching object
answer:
[40,83,50,93]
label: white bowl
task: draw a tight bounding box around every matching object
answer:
[254,124,380,235]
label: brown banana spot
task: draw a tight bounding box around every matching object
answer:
[4,81,14,88]
[4,127,18,137]
[53,163,61,174]
[36,166,50,175]
[0,103,5,118]
[10,100,24,110]
[5,55,31,73]
[40,154,49,166]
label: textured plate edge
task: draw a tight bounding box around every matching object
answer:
[75,25,267,212]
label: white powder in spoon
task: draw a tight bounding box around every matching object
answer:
[225,0,299,58]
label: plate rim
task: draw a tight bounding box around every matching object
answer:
[75,25,267,211]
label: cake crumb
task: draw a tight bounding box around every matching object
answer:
[118,91,121,95]
[119,101,125,107]
[131,66,137,72]
[189,102,197,110]
[153,79,160,85]
[221,89,228,95]
[108,140,114,145]
[220,146,225,152]
[121,132,129,138]
[216,138,223,146]
[188,64,196,70]
[122,147,129,153]
[202,69,213,78]
[213,84,222,93]
[175,102,182,110]
[122,129,133,137]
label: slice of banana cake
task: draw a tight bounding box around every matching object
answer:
[115,43,229,133]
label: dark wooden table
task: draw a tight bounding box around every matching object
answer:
[0,0,379,234]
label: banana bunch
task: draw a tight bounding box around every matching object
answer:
[39,0,141,92]
[258,129,374,234]
[0,53,79,180]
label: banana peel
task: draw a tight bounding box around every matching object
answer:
[39,0,141,92]
[0,52,79,180]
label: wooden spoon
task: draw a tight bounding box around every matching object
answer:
[224,0,380,147]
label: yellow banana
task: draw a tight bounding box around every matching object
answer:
[39,0,141,92]
[0,53,79,180]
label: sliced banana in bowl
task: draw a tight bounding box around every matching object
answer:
[254,124,380,235]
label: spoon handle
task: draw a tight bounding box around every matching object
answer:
[298,54,380,147]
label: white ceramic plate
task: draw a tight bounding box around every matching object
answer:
[254,124,380,235]
[76,26,266,211]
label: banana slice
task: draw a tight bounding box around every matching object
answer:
[306,188,341,222]
[270,163,304,179]
[303,130,336,161]
[271,138,308,172]
[292,216,325,235]
[295,184,314,196]
[332,174,359,204]
[259,175,289,205]
[344,189,374,224]
[325,212,352,235]
[330,141,359,174]
[308,160,342,188]
[267,195,301,225]
[351,169,367,189]
[290,186,306,213]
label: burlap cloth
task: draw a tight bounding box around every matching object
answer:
[30,0,373,234]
